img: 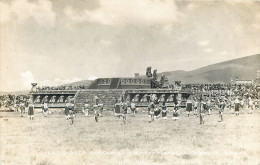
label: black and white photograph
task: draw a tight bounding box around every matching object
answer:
[0,0,260,164]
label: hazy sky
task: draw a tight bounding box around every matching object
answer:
[0,0,260,91]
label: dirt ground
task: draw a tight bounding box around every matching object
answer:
[0,108,260,165]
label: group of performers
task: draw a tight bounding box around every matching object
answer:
[146,100,181,122]
[3,91,259,126]
[111,94,259,124]
[12,101,51,120]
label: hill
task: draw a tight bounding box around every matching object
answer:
[158,54,260,84]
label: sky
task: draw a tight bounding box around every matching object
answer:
[0,0,260,92]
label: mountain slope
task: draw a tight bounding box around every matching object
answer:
[159,54,260,84]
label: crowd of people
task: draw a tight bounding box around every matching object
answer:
[183,83,259,97]
[0,94,30,111]
[36,85,89,91]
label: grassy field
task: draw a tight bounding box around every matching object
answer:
[0,108,260,165]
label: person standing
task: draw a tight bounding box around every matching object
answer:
[202,99,207,115]
[234,97,240,116]
[82,103,89,117]
[207,99,211,115]
[193,99,198,116]
[98,104,104,117]
[114,101,121,117]
[161,102,167,119]
[121,101,128,124]
[172,102,180,121]
[28,102,34,120]
[219,99,225,122]
[130,102,137,114]
[20,101,25,117]
[93,104,99,122]
[154,105,159,119]
[200,99,206,124]
[68,104,75,125]
[154,99,160,119]
[147,101,151,116]
[65,102,70,119]
[43,102,49,117]
[149,102,155,122]
[186,99,192,117]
